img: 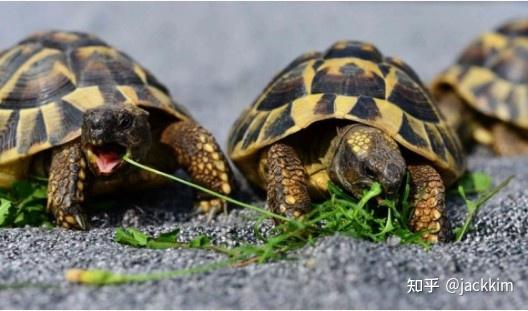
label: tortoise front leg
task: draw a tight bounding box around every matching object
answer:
[161,120,233,215]
[490,123,528,155]
[47,140,90,230]
[407,164,447,243]
[263,143,311,220]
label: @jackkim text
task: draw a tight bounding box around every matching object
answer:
[407,277,514,295]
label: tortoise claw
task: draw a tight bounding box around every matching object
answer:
[194,198,226,222]
[55,204,90,230]
[74,214,90,230]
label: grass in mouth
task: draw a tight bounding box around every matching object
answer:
[0,156,512,286]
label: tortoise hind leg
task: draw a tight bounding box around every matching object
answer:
[263,143,311,220]
[407,164,447,243]
[160,120,233,216]
[490,123,528,156]
[47,140,90,230]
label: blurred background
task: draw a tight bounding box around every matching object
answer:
[0,2,526,148]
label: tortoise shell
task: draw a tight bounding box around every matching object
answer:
[432,19,528,129]
[228,40,465,185]
[0,31,191,165]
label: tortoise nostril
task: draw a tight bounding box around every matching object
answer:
[89,117,104,131]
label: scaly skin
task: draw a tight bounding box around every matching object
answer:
[490,123,528,155]
[47,140,89,230]
[161,120,233,215]
[408,164,447,243]
[263,143,311,220]
[259,124,447,243]
[47,111,233,229]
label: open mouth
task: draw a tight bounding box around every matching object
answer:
[86,143,128,175]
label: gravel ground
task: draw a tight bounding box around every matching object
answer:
[1,155,527,309]
[1,3,528,310]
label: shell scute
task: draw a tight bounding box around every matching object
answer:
[383,56,426,89]
[311,61,386,99]
[388,70,439,123]
[324,40,383,63]
[229,41,465,185]
[398,114,428,148]
[497,19,528,37]
[261,103,296,142]
[432,19,528,129]
[489,45,528,83]
[0,31,190,164]
[349,96,381,120]
[313,94,336,115]
[256,63,308,111]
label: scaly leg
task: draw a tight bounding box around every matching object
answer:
[407,164,447,243]
[490,123,528,156]
[264,143,311,220]
[47,140,90,229]
[161,120,233,215]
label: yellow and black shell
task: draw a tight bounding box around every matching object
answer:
[432,19,528,129]
[0,31,190,165]
[228,40,465,186]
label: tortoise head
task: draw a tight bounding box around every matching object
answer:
[328,124,406,198]
[81,105,151,176]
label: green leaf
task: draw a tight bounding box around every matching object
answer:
[115,227,214,250]
[0,198,14,226]
[115,227,148,247]
[13,205,48,227]
[455,176,513,242]
[30,186,48,200]
[155,229,180,243]
[128,228,148,246]
[0,179,49,228]
[76,159,510,286]
[189,235,211,248]
[145,229,181,249]
[12,181,34,200]
[456,172,493,195]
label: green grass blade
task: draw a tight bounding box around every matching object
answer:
[65,259,235,285]
[455,176,513,242]
[123,156,299,226]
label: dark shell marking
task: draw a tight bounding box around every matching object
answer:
[257,64,308,111]
[313,94,336,115]
[389,71,439,123]
[350,96,381,120]
[433,19,528,129]
[324,40,383,62]
[0,31,189,164]
[229,40,465,183]
[311,63,386,99]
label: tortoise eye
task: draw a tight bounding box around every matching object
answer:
[118,114,132,129]
[365,166,377,179]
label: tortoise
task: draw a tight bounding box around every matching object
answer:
[0,31,233,229]
[431,19,528,155]
[228,40,466,242]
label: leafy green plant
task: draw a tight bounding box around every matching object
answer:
[115,227,237,255]
[65,156,511,285]
[0,180,51,228]
[0,157,510,285]
[449,171,493,196]
[453,176,512,242]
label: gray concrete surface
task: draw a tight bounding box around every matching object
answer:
[0,2,527,309]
